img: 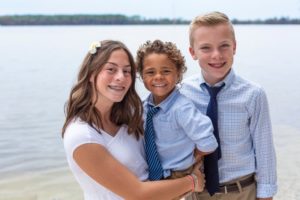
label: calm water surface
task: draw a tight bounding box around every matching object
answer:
[0,25,299,200]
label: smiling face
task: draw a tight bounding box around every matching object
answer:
[91,49,132,107]
[142,53,179,105]
[189,23,236,85]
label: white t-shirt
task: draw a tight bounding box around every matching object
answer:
[63,118,148,200]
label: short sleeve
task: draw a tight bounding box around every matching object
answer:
[63,119,105,158]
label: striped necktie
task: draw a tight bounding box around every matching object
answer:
[144,106,163,180]
[203,83,225,196]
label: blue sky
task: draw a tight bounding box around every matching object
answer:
[1,0,300,20]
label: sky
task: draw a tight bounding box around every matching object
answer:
[1,0,300,20]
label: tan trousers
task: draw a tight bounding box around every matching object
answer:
[192,175,256,200]
[167,165,199,200]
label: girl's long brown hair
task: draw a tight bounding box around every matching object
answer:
[62,40,143,139]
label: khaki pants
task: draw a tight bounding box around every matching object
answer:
[193,174,256,200]
[167,165,199,200]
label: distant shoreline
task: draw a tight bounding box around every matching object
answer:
[1,14,300,25]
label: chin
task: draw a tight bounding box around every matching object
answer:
[214,69,230,77]
[109,95,125,103]
[115,98,125,103]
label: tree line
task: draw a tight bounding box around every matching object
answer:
[0,14,299,25]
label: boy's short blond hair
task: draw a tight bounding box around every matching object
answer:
[189,11,236,46]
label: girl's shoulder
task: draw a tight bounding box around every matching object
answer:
[63,118,105,154]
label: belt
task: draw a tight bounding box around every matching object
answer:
[218,175,255,193]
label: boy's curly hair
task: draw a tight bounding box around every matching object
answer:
[136,40,187,83]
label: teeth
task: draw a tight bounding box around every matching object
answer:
[153,84,166,87]
[109,85,124,90]
[210,63,224,68]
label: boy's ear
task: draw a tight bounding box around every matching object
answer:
[189,47,198,60]
[233,41,237,55]
[176,70,181,82]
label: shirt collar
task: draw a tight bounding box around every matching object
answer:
[200,69,235,90]
[145,88,179,113]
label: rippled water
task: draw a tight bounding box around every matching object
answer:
[0,25,299,199]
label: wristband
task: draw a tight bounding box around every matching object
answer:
[187,175,195,192]
[190,173,198,191]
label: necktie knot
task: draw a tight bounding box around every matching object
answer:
[147,106,160,118]
[204,83,225,98]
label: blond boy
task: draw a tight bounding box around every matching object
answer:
[180,11,277,200]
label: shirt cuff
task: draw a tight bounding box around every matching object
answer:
[196,138,218,153]
[256,183,277,198]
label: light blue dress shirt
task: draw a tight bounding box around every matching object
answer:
[180,69,277,198]
[143,88,218,178]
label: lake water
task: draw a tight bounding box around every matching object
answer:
[0,25,300,200]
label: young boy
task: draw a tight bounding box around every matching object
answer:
[180,11,277,200]
[136,40,218,199]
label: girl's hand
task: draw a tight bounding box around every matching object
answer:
[194,148,203,163]
[192,161,205,192]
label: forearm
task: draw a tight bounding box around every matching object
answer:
[134,177,192,200]
[251,89,277,198]
[74,143,194,200]
[253,127,277,198]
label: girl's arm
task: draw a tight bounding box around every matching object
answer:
[74,143,203,200]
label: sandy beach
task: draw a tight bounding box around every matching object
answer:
[0,167,82,200]
[0,124,299,200]
[273,125,300,200]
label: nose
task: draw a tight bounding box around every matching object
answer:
[211,49,222,59]
[154,72,163,80]
[115,70,125,81]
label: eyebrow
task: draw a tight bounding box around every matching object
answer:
[106,62,131,68]
[198,43,210,47]
[161,66,173,69]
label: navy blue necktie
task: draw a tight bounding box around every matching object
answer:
[144,106,163,180]
[203,83,225,196]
